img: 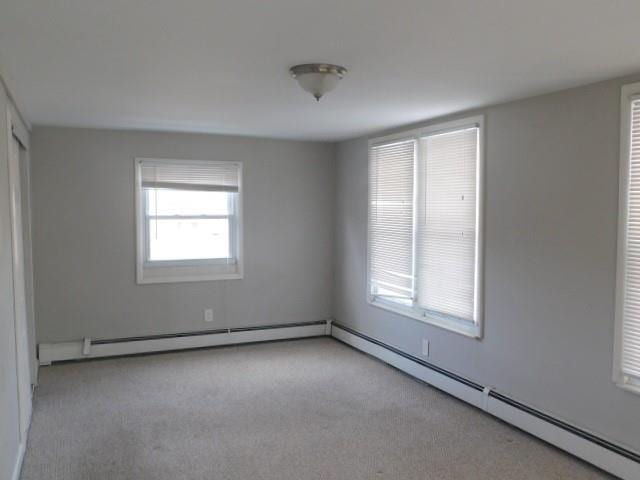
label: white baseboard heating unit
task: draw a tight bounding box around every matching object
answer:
[38,320,329,365]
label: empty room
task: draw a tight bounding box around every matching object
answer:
[1,1,640,479]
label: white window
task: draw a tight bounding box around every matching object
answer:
[615,82,640,394]
[368,116,484,337]
[135,158,243,284]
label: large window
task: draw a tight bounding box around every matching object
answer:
[368,116,484,337]
[615,82,640,394]
[135,158,242,284]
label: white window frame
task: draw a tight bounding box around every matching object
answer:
[614,82,640,394]
[367,115,485,338]
[135,158,244,284]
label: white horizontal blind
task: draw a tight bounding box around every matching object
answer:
[369,139,416,300]
[621,98,640,380]
[140,159,240,192]
[418,127,478,322]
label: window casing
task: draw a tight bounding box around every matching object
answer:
[367,116,484,338]
[615,82,640,394]
[135,158,243,284]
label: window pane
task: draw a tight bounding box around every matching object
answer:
[621,98,640,380]
[148,218,230,261]
[418,127,478,322]
[369,139,416,301]
[146,189,231,216]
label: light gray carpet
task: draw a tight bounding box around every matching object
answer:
[21,337,612,479]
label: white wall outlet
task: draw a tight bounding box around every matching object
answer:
[422,338,429,357]
[204,309,214,322]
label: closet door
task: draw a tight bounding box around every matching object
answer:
[9,134,31,441]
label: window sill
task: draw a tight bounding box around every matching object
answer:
[368,296,482,339]
[137,272,243,284]
[614,373,640,396]
[137,261,243,284]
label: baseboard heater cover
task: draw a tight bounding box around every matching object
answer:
[11,441,25,480]
[39,320,328,364]
[331,322,640,480]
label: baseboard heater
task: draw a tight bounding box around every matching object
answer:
[331,322,640,480]
[39,320,329,365]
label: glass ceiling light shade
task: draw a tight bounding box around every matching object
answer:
[289,64,347,101]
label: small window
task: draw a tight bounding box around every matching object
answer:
[368,116,484,337]
[135,158,243,284]
[615,82,640,393]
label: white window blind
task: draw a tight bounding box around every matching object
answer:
[369,139,416,301]
[618,96,640,388]
[418,128,478,322]
[140,160,240,192]
[367,116,483,337]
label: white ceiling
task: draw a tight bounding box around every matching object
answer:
[1,1,640,141]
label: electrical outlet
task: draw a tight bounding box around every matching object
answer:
[204,308,214,322]
[422,338,429,357]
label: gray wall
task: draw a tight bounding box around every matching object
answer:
[31,128,335,342]
[334,76,640,451]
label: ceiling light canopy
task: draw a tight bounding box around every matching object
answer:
[289,64,347,101]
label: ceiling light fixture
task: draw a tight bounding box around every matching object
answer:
[289,63,347,101]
